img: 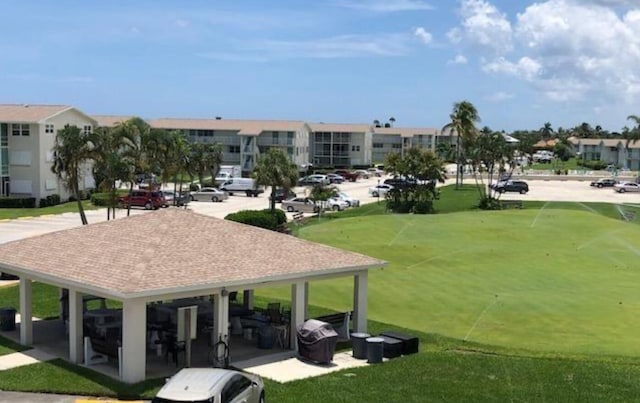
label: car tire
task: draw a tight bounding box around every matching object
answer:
[190,195,195,202]
[498,188,505,194]
[144,202,152,210]
[332,205,340,211]
[520,189,527,194]
[372,191,378,197]
[620,188,625,193]
[259,392,265,403]
[345,201,351,207]
[597,184,603,188]
[212,196,218,202]
[246,191,252,197]
[287,206,294,212]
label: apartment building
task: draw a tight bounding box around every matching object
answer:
[571,137,640,170]
[148,118,311,175]
[308,123,373,168]
[370,127,447,163]
[0,104,96,201]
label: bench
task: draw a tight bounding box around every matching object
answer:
[292,212,304,223]
[313,312,352,341]
[500,200,523,209]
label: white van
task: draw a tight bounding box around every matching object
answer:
[220,178,264,197]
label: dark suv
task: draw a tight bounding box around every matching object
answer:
[269,188,296,203]
[383,177,417,190]
[118,190,166,210]
[495,180,529,194]
[590,178,618,188]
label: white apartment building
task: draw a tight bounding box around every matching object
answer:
[571,137,640,170]
[148,118,311,175]
[371,127,449,163]
[0,104,96,201]
[308,123,373,168]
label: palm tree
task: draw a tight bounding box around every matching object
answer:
[253,148,299,212]
[309,183,339,219]
[116,117,152,216]
[540,122,554,141]
[442,101,480,189]
[373,119,381,128]
[389,117,396,127]
[51,125,92,225]
[624,115,640,168]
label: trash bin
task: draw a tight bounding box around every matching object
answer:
[351,332,370,359]
[366,337,384,364]
[0,307,16,331]
[257,326,275,349]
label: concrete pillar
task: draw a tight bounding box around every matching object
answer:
[68,289,84,363]
[19,278,32,346]
[121,299,146,383]
[353,271,368,333]
[213,293,229,346]
[303,282,309,320]
[290,281,306,350]
[243,290,254,310]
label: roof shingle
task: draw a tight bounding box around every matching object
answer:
[0,104,71,123]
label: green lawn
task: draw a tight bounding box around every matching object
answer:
[0,200,98,220]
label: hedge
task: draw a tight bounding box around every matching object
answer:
[39,194,61,208]
[0,197,37,208]
[91,192,118,207]
[225,210,278,231]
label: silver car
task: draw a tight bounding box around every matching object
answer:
[152,368,264,403]
[281,197,321,213]
[614,182,640,193]
[190,187,229,202]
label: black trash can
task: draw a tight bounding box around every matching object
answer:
[257,326,275,349]
[366,337,384,364]
[351,332,370,359]
[0,307,16,331]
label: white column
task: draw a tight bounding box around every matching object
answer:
[19,278,33,346]
[68,289,84,363]
[213,293,229,346]
[290,281,306,350]
[353,271,368,333]
[243,290,254,310]
[121,299,146,383]
[303,282,309,320]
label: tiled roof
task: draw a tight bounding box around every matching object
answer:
[308,123,372,133]
[576,139,603,145]
[0,209,385,299]
[92,115,137,128]
[373,127,439,138]
[149,118,307,136]
[0,104,71,123]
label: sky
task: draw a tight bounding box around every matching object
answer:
[1,0,640,132]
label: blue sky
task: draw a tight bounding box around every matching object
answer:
[1,0,639,132]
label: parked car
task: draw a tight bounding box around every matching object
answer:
[281,197,321,213]
[354,169,370,179]
[298,175,329,186]
[368,184,393,197]
[336,192,360,207]
[590,178,619,188]
[190,187,229,202]
[213,172,233,186]
[334,170,359,182]
[325,197,349,211]
[383,177,417,190]
[367,168,384,177]
[220,178,264,197]
[614,182,640,193]
[495,180,529,194]
[326,173,345,184]
[160,190,188,207]
[269,188,296,203]
[152,368,264,403]
[118,190,166,210]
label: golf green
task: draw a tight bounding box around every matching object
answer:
[259,204,640,358]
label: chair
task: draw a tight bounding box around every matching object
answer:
[161,333,186,367]
[267,303,282,324]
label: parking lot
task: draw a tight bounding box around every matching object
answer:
[1,177,638,246]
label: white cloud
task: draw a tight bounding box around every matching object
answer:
[413,27,433,44]
[336,0,434,12]
[485,91,514,102]
[174,19,189,28]
[449,0,640,103]
[448,54,468,64]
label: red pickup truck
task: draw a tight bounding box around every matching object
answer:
[334,170,359,182]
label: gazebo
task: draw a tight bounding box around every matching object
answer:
[0,209,385,383]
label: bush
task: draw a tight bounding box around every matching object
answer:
[91,192,118,207]
[262,209,287,226]
[412,200,434,214]
[577,160,608,170]
[479,197,502,210]
[40,194,61,207]
[225,210,278,231]
[0,197,36,208]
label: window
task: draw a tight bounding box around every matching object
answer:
[373,143,384,149]
[83,125,92,135]
[351,145,360,152]
[392,143,402,149]
[272,132,279,145]
[45,124,55,134]
[12,123,29,136]
[229,145,240,153]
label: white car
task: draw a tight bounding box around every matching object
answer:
[190,187,229,202]
[614,182,640,193]
[336,192,360,207]
[367,168,384,177]
[326,197,349,211]
[369,184,393,197]
[354,169,370,179]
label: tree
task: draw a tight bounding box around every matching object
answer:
[467,130,512,206]
[624,115,640,169]
[51,125,92,225]
[540,122,554,141]
[442,101,480,189]
[253,148,299,212]
[191,143,222,187]
[309,183,339,219]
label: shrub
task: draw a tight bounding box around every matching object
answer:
[0,197,36,208]
[91,192,117,207]
[225,210,278,231]
[40,194,61,207]
[479,197,502,210]
[412,200,434,214]
[262,209,287,226]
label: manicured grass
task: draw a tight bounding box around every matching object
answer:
[0,200,98,220]
[527,157,581,171]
